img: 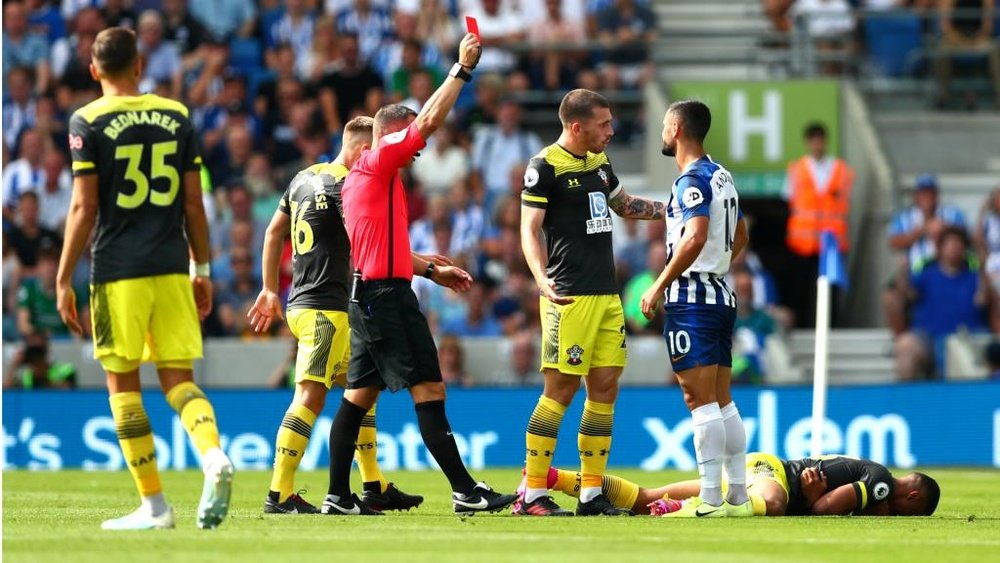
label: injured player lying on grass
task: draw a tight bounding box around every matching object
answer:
[513,452,940,517]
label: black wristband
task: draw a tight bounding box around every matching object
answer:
[449,62,473,82]
[423,261,437,279]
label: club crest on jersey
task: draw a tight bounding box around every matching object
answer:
[597,168,609,186]
[587,192,613,234]
[566,344,584,366]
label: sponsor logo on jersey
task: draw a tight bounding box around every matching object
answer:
[586,192,613,234]
[682,187,704,208]
[566,344,584,366]
[567,178,581,188]
[68,134,84,150]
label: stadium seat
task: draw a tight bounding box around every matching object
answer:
[229,38,263,75]
[863,14,923,77]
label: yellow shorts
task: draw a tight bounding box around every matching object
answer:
[540,294,627,376]
[90,274,202,373]
[743,452,791,500]
[286,308,350,389]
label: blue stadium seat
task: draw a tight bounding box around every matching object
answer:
[864,14,923,77]
[229,38,263,75]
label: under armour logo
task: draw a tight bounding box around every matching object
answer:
[567,178,581,188]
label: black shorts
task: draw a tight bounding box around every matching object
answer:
[347,279,443,392]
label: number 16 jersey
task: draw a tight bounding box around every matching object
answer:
[279,162,351,312]
[664,155,741,307]
[69,94,202,283]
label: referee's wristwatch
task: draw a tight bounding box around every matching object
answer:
[423,261,437,279]
[449,63,473,83]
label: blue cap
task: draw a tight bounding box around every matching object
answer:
[915,174,938,191]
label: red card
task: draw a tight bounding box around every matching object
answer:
[465,16,480,39]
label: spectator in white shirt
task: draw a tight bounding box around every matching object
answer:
[137,11,183,99]
[471,98,543,211]
[268,0,315,62]
[2,129,45,216]
[790,0,854,38]
[527,0,589,89]
[3,68,36,150]
[36,149,72,233]
[471,0,526,74]
[412,123,470,196]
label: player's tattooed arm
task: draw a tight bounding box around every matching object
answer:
[608,188,666,220]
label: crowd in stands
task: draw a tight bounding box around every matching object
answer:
[885,175,1000,380]
[3,0,997,387]
[1,0,658,386]
[762,0,1000,109]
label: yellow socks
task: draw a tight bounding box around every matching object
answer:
[109,392,161,497]
[601,474,640,511]
[578,400,614,503]
[524,395,567,503]
[553,469,581,497]
[269,403,317,501]
[165,382,221,456]
[356,406,388,494]
[550,470,637,512]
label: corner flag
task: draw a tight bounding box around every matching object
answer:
[818,230,848,289]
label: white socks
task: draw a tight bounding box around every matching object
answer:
[524,488,549,504]
[141,492,169,517]
[691,402,725,506]
[201,447,231,475]
[579,487,601,503]
[721,401,748,505]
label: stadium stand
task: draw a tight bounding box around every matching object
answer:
[2,0,999,388]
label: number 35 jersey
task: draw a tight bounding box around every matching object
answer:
[69,94,202,283]
[665,155,741,307]
[521,144,621,296]
[279,162,351,312]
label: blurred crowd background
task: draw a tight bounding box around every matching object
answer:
[2,0,999,389]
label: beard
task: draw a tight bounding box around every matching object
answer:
[661,142,676,157]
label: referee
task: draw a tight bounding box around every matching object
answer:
[322,33,517,516]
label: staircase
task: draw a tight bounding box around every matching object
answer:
[787,329,897,385]
[651,0,789,81]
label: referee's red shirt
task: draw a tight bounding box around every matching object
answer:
[342,121,427,281]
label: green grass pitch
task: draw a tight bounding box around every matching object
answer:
[4,468,999,562]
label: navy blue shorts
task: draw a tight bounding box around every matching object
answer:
[663,303,737,373]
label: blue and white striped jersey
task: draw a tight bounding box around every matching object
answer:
[664,155,740,308]
[980,210,1000,277]
[888,204,966,268]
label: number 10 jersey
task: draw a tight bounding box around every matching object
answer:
[69,94,203,283]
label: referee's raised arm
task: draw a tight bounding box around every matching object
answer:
[412,33,481,140]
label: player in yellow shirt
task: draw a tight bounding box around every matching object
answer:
[57,27,232,531]
[517,453,940,517]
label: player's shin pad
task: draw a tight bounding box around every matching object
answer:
[270,403,317,500]
[165,381,220,455]
[110,392,162,496]
[526,396,567,489]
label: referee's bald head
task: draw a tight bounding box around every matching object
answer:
[373,104,417,141]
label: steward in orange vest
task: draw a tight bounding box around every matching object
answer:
[785,123,854,257]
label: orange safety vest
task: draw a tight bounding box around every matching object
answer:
[785,156,853,257]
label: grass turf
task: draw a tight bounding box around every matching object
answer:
[3,468,999,563]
